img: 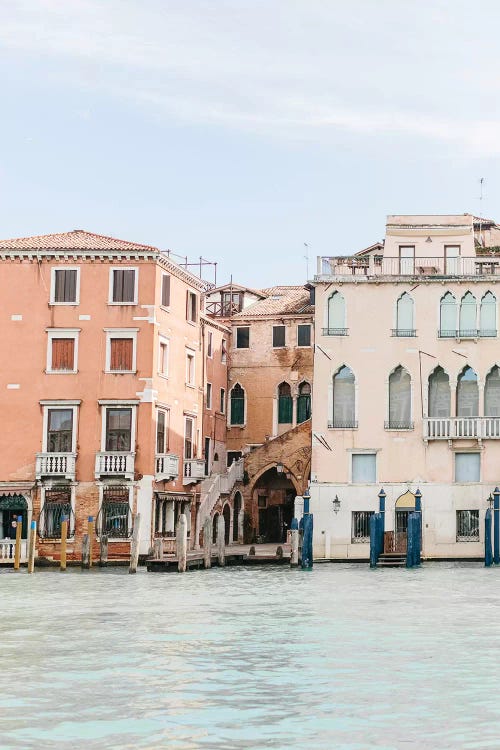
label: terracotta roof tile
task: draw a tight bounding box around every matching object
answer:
[233,285,312,318]
[0,229,159,252]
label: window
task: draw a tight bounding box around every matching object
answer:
[222,291,242,315]
[46,330,79,374]
[100,486,131,538]
[428,367,450,418]
[221,339,227,363]
[457,367,479,417]
[352,511,374,542]
[439,292,457,338]
[105,408,132,451]
[184,416,195,459]
[456,510,479,541]
[297,324,311,347]
[399,245,415,274]
[47,409,73,452]
[186,350,195,386]
[273,325,286,348]
[297,382,311,424]
[326,292,346,335]
[40,488,72,539]
[352,454,376,483]
[394,293,415,336]
[480,292,496,337]
[161,274,171,307]
[206,382,212,410]
[158,338,169,376]
[156,409,169,454]
[230,384,245,425]
[485,366,500,416]
[387,366,412,429]
[51,268,79,304]
[207,331,213,357]
[220,388,226,414]
[445,245,460,274]
[278,382,292,424]
[105,329,138,373]
[459,292,477,338]
[331,366,356,428]
[110,268,137,304]
[186,291,198,323]
[236,327,250,348]
[455,453,480,482]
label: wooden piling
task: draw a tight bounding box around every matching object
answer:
[176,514,188,572]
[60,516,68,571]
[153,538,162,559]
[217,514,225,567]
[87,516,94,568]
[13,515,23,570]
[129,514,141,574]
[81,534,90,569]
[290,518,299,567]
[203,517,212,568]
[27,520,36,574]
[100,534,108,567]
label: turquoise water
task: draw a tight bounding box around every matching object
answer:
[1,562,500,749]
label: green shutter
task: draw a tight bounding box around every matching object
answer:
[297,394,311,424]
[231,397,245,425]
[278,396,293,424]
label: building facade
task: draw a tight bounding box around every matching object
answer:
[311,214,500,560]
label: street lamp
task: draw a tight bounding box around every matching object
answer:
[276,462,284,474]
[332,495,341,514]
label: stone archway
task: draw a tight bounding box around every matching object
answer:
[248,466,297,544]
[223,504,231,545]
[233,491,242,542]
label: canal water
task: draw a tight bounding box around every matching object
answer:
[1,563,499,749]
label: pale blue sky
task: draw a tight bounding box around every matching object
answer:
[1,1,500,287]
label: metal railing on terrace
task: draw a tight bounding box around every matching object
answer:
[317,255,500,278]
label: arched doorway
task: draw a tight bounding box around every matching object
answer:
[0,494,28,540]
[233,492,242,542]
[395,490,416,552]
[252,467,296,543]
[212,512,219,544]
[223,504,231,544]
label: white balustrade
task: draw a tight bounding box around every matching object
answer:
[95,452,135,479]
[424,417,500,441]
[155,453,179,480]
[35,452,76,480]
[0,539,27,562]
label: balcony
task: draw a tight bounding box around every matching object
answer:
[183,458,206,485]
[36,452,76,481]
[327,420,358,429]
[322,327,349,336]
[438,329,497,340]
[317,255,500,279]
[95,452,135,480]
[424,417,500,441]
[391,329,416,337]
[155,453,180,481]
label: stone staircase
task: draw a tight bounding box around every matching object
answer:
[377,552,406,568]
[194,458,244,544]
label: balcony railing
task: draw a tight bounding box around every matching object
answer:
[155,453,180,481]
[391,329,416,337]
[438,329,497,339]
[384,421,414,430]
[35,453,76,480]
[424,417,500,440]
[317,255,500,278]
[0,539,28,563]
[95,452,135,480]
[183,458,206,484]
[327,420,358,429]
[322,328,349,336]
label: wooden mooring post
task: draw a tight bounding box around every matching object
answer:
[129,514,141,574]
[82,516,94,569]
[290,518,299,567]
[203,517,212,569]
[13,515,23,570]
[100,534,109,567]
[27,520,36,574]
[217,514,225,567]
[177,514,188,573]
[60,516,68,571]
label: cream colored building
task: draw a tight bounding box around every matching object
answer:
[311,214,500,560]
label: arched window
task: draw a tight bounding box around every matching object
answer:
[326,292,346,335]
[388,366,412,429]
[428,366,450,418]
[459,292,477,338]
[230,384,245,426]
[457,367,479,417]
[395,293,415,336]
[439,292,456,338]
[278,382,293,424]
[485,366,500,416]
[480,292,497,338]
[297,382,311,424]
[332,366,356,428]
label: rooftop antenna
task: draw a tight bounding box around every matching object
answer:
[304,242,309,280]
[479,177,485,247]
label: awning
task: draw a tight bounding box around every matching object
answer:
[0,494,28,511]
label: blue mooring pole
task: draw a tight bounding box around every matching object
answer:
[406,513,414,568]
[415,489,422,566]
[485,508,493,567]
[301,488,313,569]
[494,488,500,565]
[378,488,386,534]
[369,513,377,568]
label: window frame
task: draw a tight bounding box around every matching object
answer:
[456,509,480,542]
[46,329,80,374]
[40,485,75,539]
[220,387,226,414]
[272,325,286,348]
[297,324,311,347]
[156,408,170,454]
[42,403,79,453]
[184,415,196,459]
[161,273,171,309]
[235,326,250,349]
[101,404,137,452]
[186,290,198,324]
[98,484,133,540]
[229,383,245,426]
[207,330,213,358]
[206,382,212,410]
[454,451,481,483]
[104,328,138,374]
[351,510,375,543]
[50,266,80,305]
[158,335,170,378]
[221,339,227,363]
[108,267,139,306]
[350,451,377,484]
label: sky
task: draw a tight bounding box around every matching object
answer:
[1,1,500,287]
